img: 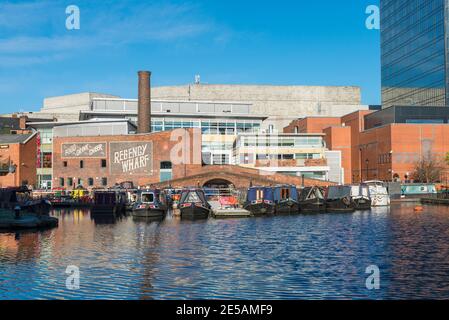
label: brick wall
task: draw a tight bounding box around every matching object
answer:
[284,117,341,133]
[323,126,351,183]
[53,129,202,189]
[0,136,37,188]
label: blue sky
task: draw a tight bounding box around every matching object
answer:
[0,0,380,113]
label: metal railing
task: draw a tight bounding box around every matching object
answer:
[91,99,252,115]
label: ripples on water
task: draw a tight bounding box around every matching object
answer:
[1,203,449,300]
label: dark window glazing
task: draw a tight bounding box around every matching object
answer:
[381,0,448,107]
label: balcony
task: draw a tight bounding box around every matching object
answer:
[304,159,327,167]
[255,158,328,168]
[255,159,297,168]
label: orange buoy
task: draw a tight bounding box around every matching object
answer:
[414,206,424,212]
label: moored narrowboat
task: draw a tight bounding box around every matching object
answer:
[325,186,356,213]
[365,180,390,207]
[0,187,51,215]
[243,186,275,216]
[132,189,168,218]
[298,186,326,213]
[91,190,127,215]
[273,185,299,215]
[350,184,372,210]
[179,189,211,220]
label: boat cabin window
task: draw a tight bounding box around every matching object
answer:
[186,192,200,202]
[256,189,264,200]
[314,189,324,199]
[142,193,154,203]
[281,188,290,199]
[305,188,316,200]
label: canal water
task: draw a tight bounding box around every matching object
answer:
[1,203,449,300]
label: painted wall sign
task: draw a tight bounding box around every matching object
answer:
[109,142,153,175]
[62,143,107,158]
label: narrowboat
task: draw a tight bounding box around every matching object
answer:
[0,187,51,215]
[350,184,372,210]
[325,186,356,213]
[90,190,127,215]
[401,183,437,199]
[298,186,326,213]
[365,181,390,206]
[273,185,299,214]
[243,186,275,216]
[179,189,211,219]
[132,189,168,218]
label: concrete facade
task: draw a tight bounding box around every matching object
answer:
[151,84,363,116]
[151,84,368,132]
[42,92,120,114]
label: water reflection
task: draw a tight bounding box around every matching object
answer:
[1,205,449,299]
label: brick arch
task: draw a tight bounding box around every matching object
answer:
[154,165,336,189]
[202,178,234,188]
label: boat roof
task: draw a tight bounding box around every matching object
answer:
[140,189,161,193]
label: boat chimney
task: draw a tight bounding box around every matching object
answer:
[137,71,152,134]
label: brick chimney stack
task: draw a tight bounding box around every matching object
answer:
[137,71,152,134]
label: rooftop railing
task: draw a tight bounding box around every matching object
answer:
[91,99,252,115]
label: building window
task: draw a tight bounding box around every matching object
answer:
[68,177,73,187]
[39,128,53,144]
[80,160,84,168]
[59,178,65,187]
[63,161,68,167]
[101,178,108,186]
[101,159,107,168]
[42,152,52,168]
[77,178,82,186]
[212,154,229,165]
[88,178,94,186]
[160,161,172,169]
[160,161,173,182]
[240,153,254,164]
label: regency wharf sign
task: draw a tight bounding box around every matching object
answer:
[62,143,107,158]
[109,142,153,175]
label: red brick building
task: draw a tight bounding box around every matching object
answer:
[284,109,449,184]
[52,128,336,190]
[0,133,37,188]
[52,129,203,189]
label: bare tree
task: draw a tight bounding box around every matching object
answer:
[412,151,442,183]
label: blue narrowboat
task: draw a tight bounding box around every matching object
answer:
[244,186,275,216]
[273,185,299,215]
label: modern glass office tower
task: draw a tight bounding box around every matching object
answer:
[381,0,449,107]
